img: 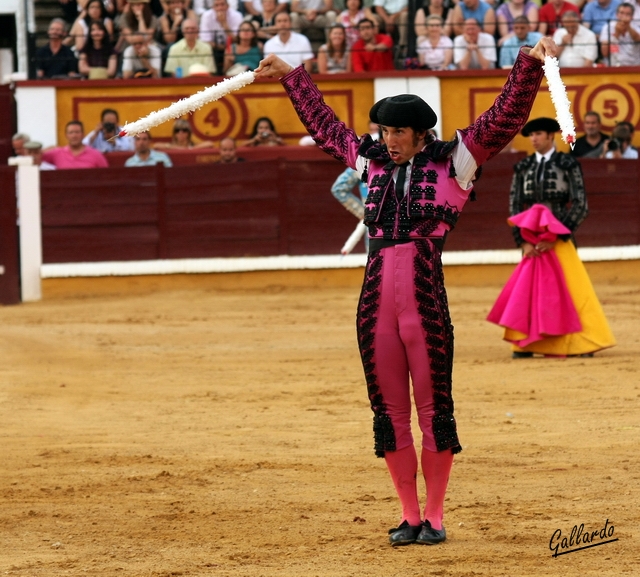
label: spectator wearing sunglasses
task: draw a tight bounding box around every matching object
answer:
[154,119,214,149]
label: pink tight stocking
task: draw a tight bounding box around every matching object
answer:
[384,445,421,526]
[421,448,454,530]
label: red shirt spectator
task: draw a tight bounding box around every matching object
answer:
[351,19,395,72]
[538,0,580,36]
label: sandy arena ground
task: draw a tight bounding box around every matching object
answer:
[1,262,639,577]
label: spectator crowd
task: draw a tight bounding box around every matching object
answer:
[10,108,286,169]
[34,0,640,79]
[11,106,637,171]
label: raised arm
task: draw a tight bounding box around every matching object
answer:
[255,55,361,167]
[459,37,556,165]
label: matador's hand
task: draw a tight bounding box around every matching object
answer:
[528,37,558,62]
[254,54,294,79]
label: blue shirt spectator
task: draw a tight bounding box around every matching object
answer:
[499,17,543,68]
[582,0,621,36]
[125,132,173,167]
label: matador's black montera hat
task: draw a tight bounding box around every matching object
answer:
[369,94,438,130]
[521,117,561,136]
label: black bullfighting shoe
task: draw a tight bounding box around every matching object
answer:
[512,351,534,359]
[415,520,446,545]
[388,520,423,546]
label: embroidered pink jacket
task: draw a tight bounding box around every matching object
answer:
[280,49,545,241]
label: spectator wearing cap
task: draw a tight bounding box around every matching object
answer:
[24,141,57,170]
[42,121,109,169]
[125,131,173,166]
[164,19,217,77]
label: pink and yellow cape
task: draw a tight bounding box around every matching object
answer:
[487,204,615,356]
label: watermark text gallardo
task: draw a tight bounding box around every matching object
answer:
[549,519,617,557]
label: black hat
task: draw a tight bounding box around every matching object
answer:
[521,117,561,136]
[369,94,437,130]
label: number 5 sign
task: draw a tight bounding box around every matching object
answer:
[585,83,637,131]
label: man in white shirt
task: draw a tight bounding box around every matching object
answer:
[453,18,496,69]
[263,12,315,72]
[200,0,243,70]
[552,11,598,67]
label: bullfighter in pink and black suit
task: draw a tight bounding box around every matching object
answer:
[255,36,558,547]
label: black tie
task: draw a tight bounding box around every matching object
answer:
[395,162,410,203]
[536,158,545,182]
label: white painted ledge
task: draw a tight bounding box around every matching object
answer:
[40,245,640,279]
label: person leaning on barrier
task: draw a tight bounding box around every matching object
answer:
[125,131,174,166]
[216,137,245,163]
[11,133,30,157]
[24,142,57,170]
[42,121,109,169]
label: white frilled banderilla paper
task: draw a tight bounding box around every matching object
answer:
[542,56,576,147]
[118,71,256,137]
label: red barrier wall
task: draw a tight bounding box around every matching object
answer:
[39,154,640,265]
[0,167,21,304]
